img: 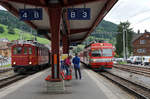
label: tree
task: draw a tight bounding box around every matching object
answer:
[115,21,134,57]
[8,27,15,34]
[0,26,4,33]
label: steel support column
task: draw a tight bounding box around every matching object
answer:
[62,35,69,54]
[49,7,62,80]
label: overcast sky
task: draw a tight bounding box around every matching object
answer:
[104,0,150,33]
[0,0,150,33]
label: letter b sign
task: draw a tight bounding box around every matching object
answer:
[68,8,90,20]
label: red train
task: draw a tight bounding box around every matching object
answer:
[11,40,50,73]
[80,42,115,70]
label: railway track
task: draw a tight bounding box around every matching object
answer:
[114,64,150,77]
[0,74,28,89]
[0,67,49,89]
[0,68,13,74]
[100,72,150,99]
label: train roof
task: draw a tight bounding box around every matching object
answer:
[85,42,112,48]
[11,40,47,48]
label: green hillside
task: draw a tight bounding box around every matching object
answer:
[0,10,32,32]
[96,20,118,32]
[84,20,118,46]
[0,24,50,44]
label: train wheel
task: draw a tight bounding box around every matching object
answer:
[13,67,17,73]
[13,69,17,73]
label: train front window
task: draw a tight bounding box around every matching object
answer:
[24,47,28,55]
[29,48,32,54]
[91,50,102,57]
[103,49,112,56]
[13,47,22,54]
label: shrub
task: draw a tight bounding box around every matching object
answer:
[0,26,4,33]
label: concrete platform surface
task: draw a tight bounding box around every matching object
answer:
[0,64,133,99]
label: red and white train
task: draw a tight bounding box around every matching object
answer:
[80,42,115,70]
[11,40,50,73]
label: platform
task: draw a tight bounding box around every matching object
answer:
[0,64,132,99]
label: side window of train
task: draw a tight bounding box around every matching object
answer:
[24,47,28,55]
[38,48,40,56]
[40,48,41,56]
[13,47,17,54]
[35,47,37,56]
[29,47,32,55]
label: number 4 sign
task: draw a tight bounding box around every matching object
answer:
[68,8,91,20]
[19,8,42,20]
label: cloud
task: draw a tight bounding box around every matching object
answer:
[0,6,6,10]
[104,0,150,32]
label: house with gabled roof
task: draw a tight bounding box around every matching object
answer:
[132,32,150,56]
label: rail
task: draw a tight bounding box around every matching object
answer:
[114,64,150,77]
[100,72,150,99]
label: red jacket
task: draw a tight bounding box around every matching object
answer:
[65,58,71,66]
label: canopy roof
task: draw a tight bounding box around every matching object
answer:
[0,0,118,44]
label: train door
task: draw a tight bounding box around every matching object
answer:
[23,46,29,66]
[28,46,33,65]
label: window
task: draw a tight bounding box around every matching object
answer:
[35,47,37,56]
[103,49,112,56]
[137,49,146,53]
[140,40,146,44]
[13,47,22,54]
[13,47,17,54]
[24,47,28,55]
[29,47,32,54]
[146,35,149,38]
[91,49,102,57]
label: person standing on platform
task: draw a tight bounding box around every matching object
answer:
[64,56,72,76]
[72,53,82,80]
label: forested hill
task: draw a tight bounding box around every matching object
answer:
[97,20,118,32]
[0,10,118,33]
[0,10,32,32]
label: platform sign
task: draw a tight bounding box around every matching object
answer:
[68,8,90,20]
[19,8,42,20]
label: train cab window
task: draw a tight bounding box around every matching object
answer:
[103,49,112,56]
[13,47,22,54]
[24,47,28,55]
[91,50,102,57]
[29,48,32,54]
[13,47,17,54]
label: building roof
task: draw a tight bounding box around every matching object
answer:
[132,33,144,43]
[0,38,9,42]
[132,32,150,44]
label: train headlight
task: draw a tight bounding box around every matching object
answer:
[110,59,113,62]
[13,62,16,65]
[29,62,32,64]
[91,59,96,62]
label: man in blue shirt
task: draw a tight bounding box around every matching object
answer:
[72,53,81,79]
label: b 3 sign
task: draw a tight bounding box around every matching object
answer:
[68,8,90,20]
[19,8,42,20]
